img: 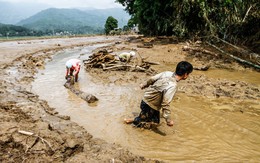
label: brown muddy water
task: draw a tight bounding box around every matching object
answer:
[32,45,260,162]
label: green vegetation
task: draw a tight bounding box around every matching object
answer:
[0,23,102,38]
[0,23,104,40]
[83,8,130,28]
[17,8,104,35]
[116,0,259,48]
[0,34,100,42]
[0,23,42,37]
[104,16,118,35]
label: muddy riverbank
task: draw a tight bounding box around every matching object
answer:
[0,36,159,162]
[1,35,260,162]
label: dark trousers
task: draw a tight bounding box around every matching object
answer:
[133,100,160,127]
[69,68,79,82]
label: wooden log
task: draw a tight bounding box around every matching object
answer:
[102,64,147,72]
[18,130,34,136]
[242,5,253,23]
[137,44,153,48]
[212,36,250,54]
[182,45,218,56]
[211,36,260,62]
[144,61,160,65]
[206,42,260,69]
[65,85,98,103]
[193,65,210,71]
[134,66,147,71]
[64,76,98,103]
[102,65,131,70]
[18,130,54,153]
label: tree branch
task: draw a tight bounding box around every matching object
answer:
[206,42,260,69]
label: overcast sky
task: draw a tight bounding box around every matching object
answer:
[2,0,123,9]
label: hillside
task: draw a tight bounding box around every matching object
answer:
[0,23,39,37]
[16,8,129,34]
[82,8,130,28]
[16,8,102,34]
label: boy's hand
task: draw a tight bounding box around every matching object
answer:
[167,120,174,126]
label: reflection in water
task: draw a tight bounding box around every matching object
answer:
[32,45,260,162]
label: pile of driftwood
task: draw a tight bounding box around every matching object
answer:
[83,49,158,72]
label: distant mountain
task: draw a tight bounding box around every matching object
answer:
[80,8,130,28]
[17,8,101,28]
[16,8,130,34]
[16,8,105,34]
[0,1,50,24]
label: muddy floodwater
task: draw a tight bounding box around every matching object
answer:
[32,44,260,162]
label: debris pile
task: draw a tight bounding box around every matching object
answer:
[83,49,158,73]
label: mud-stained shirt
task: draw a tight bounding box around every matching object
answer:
[65,59,81,76]
[68,59,81,68]
[118,52,131,62]
[142,71,177,121]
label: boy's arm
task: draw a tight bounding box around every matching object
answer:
[140,78,155,89]
[65,68,69,78]
[161,86,177,126]
[140,72,164,89]
[126,54,131,62]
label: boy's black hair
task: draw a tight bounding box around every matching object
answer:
[175,61,193,76]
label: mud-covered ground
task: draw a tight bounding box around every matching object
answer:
[0,35,259,162]
[0,36,158,162]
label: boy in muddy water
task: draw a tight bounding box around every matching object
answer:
[65,59,81,82]
[125,61,193,128]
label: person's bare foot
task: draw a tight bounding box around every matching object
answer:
[124,118,134,124]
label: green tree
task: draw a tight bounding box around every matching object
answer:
[127,18,136,28]
[116,0,259,39]
[104,16,118,35]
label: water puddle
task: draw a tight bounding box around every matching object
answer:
[32,44,260,162]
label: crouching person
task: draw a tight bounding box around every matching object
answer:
[118,51,136,63]
[65,59,81,82]
[125,61,193,127]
